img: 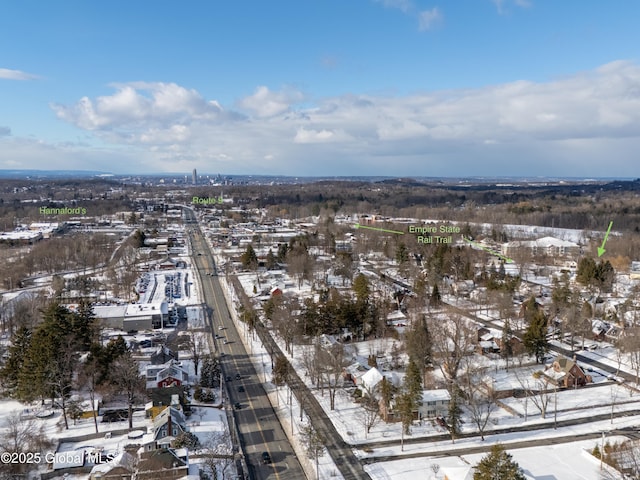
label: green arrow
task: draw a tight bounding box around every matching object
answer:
[462,237,514,264]
[354,223,404,235]
[597,220,613,257]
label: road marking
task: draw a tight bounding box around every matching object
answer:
[192,228,283,480]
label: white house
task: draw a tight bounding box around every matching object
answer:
[418,389,451,419]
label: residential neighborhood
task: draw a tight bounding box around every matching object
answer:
[1,175,640,479]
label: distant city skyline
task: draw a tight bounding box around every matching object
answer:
[1,1,640,177]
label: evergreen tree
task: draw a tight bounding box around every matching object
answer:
[380,376,394,412]
[241,244,258,269]
[15,303,80,403]
[74,300,97,350]
[474,444,526,480]
[0,326,31,396]
[353,273,371,305]
[429,284,441,307]
[405,359,423,406]
[501,318,514,370]
[523,309,549,363]
[447,386,462,442]
[395,242,409,265]
[406,315,433,376]
[277,243,289,263]
[88,335,128,386]
[266,249,277,270]
[498,261,506,280]
[396,392,414,435]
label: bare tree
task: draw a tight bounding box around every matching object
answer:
[47,337,78,430]
[515,371,552,419]
[302,342,322,388]
[431,314,476,382]
[620,327,640,386]
[271,295,299,355]
[180,333,205,376]
[202,426,234,480]
[78,355,102,434]
[300,422,325,480]
[0,414,54,477]
[357,385,381,438]
[462,360,497,441]
[317,343,347,410]
[109,353,146,429]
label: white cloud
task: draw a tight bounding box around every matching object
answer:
[418,7,443,31]
[492,0,531,14]
[38,60,640,176]
[0,68,39,80]
[51,82,229,131]
[294,127,336,143]
[373,0,413,13]
[238,86,304,117]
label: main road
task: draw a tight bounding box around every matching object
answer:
[185,208,306,480]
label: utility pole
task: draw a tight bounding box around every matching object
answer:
[554,384,557,429]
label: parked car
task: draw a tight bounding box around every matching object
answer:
[261,452,271,464]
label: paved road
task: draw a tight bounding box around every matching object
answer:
[254,322,373,480]
[186,211,306,480]
[362,426,640,464]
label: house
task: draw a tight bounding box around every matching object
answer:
[441,466,474,480]
[477,327,501,354]
[89,450,137,480]
[145,361,189,389]
[150,345,177,365]
[270,286,283,296]
[386,309,407,327]
[359,367,384,392]
[418,389,451,419]
[136,447,189,480]
[152,406,186,441]
[547,356,591,388]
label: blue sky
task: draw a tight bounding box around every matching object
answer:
[1,0,640,177]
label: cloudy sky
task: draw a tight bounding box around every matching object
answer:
[1,1,639,177]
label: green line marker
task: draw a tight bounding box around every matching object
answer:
[463,237,514,264]
[354,223,405,235]
[597,220,613,257]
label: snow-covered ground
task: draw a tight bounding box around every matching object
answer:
[364,436,627,480]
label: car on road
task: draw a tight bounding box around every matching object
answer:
[238,386,245,393]
[235,373,242,380]
[234,402,242,410]
[218,325,225,330]
[225,376,231,382]
[261,452,271,464]
[223,339,230,344]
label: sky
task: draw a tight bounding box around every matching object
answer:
[1,0,640,177]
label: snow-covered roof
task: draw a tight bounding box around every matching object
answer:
[387,310,407,321]
[422,389,451,402]
[440,466,473,480]
[360,367,384,390]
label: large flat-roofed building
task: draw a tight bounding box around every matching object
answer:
[503,236,580,258]
[93,302,168,331]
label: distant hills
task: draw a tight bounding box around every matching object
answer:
[0,169,636,186]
